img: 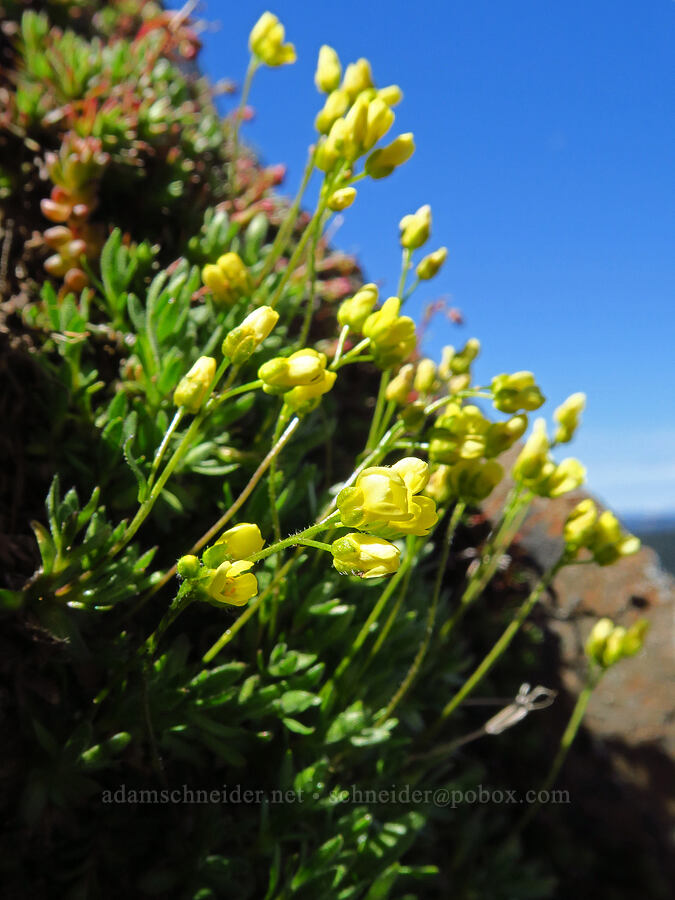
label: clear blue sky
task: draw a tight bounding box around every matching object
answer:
[181,0,675,516]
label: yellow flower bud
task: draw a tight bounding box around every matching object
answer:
[205,560,258,607]
[315,44,341,93]
[316,117,350,172]
[327,186,357,211]
[223,306,279,364]
[554,392,586,443]
[343,93,369,160]
[585,618,615,666]
[173,356,216,413]
[534,457,586,498]
[429,404,490,464]
[512,419,549,482]
[603,626,628,667]
[563,499,598,552]
[284,369,337,415]
[446,338,480,375]
[399,204,431,250]
[332,533,400,578]
[492,371,545,414]
[416,247,448,281]
[391,456,430,494]
[258,348,327,392]
[447,459,504,503]
[385,363,414,405]
[621,619,649,657]
[249,11,296,67]
[365,133,415,179]
[315,89,350,133]
[342,58,373,100]
[337,283,379,331]
[203,523,264,569]
[377,84,403,107]
[177,555,200,578]
[413,358,437,394]
[484,415,528,457]
[424,464,453,505]
[203,252,250,307]
[587,511,640,566]
[449,373,472,394]
[362,297,417,368]
[363,97,394,151]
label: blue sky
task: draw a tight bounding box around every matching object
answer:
[183,0,674,515]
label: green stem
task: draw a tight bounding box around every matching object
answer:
[365,371,391,451]
[432,555,566,731]
[267,204,324,310]
[366,538,417,662]
[397,247,412,301]
[246,511,342,565]
[332,325,350,367]
[331,337,370,370]
[377,502,466,724]
[257,146,317,285]
[268,409,289,544]
[296,205,327,348]
[147,409,183,492]
[229,56,258,196]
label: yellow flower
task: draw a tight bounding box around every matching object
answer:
[385,363,414,405]
[173,356,216,413]
[315,44,341,93]
[332,533,400,578]
[341,58,374,100]
[377,85,403,107]
[337,283,379,331]
[554,392,586,443]
[399,205,431,250]
[258,348,328,392]
[249,11,296,66]
[416,247,448,281]
[202,252,250,307]
[365,133,415,179]
[447,459,504,503]
[484,415,528,457]
[364,97,395,151]
[429,404,490,464]
[492,371,545,414]
[563,499,598,552]
[439,339,480,377]
[585,617,648,667]
[413,358,437,394]
[587,511,641,566]
[206,560,258,607]
[203,523,265,568]
[379,495,438,537]
[362,297,416,368]
[391,457,430,494]
[534,457,586,498]
[222,306,279,364]
[284,369,337,415]
[512,419,550,482]
[315,89,350,134]
[327,186,357,211]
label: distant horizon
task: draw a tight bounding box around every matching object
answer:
[178,0,675,517]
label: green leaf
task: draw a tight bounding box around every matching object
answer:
[325,702,367,744]
[31,520,56,574]
[277,690,320,716]
[282,717,315,735]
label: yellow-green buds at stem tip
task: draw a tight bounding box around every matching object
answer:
[222,306,279,364]
[554,392,586,443]
[206,560,258,607]
[447,459,504,503]
[439,339,481,378]
[203,523,265,569]
[342,58,374,100]
[315,45,341,93]
[177,555,200,578]
[173,356,216,414]
[365,133,415,179]
[417,247,448,281]
[284,369,337,415]
[327,187,357,211]
[364,97,395,151]
[399,204,431,250]
[332,533,400,578]
[414,358,437,394]
[337,283,379,331]
[492,371,545,414]
[249,12,296,67]
[202,252,250,307]
[565,503,641,566]
[585,617,649,668]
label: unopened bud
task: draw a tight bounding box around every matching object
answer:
[365,133,415,179]
[315,45,341,93]
[399,205,431,250]
[173,356,217,413]
[414,358,437,394]
[416,247,448,280]
[327,187,356,211]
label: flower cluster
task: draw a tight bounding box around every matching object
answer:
[512,419,586,498]
[564,499,641,565]
[258,349,337,414]
[202,252,251,307]
[178,523,265,607]
[249,12,296,67]
[585,617,649,668]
